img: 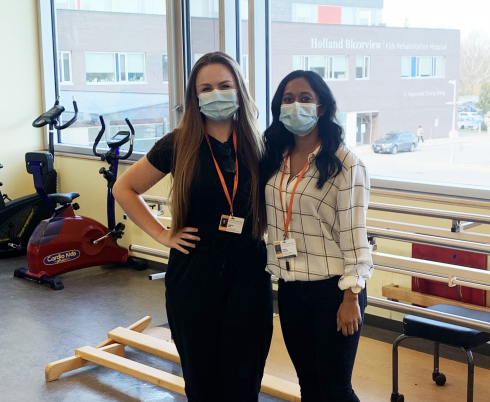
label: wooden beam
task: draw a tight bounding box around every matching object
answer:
[45,343,125,381]
[261,374,301,402]
[107,327,302,400]
[382,284,490,313]
[108,327,180,363]
[75,346,186,395]
[95,316,152,348]
[45,316,152,381]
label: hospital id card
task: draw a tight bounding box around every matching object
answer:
[273,238,297,259]
[218,215,244,234]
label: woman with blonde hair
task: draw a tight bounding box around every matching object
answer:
[113,52,272,402]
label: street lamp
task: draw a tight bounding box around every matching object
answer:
[446,80,457,164]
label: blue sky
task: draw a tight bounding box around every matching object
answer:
[383,0,490,36]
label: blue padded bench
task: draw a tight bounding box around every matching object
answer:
[391,304,490,402]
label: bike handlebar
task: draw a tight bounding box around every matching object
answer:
[93,116,134,160]
[119,118,135,160]
[93,116,106,158]
[32,96,78,129]
[54,99,78,130]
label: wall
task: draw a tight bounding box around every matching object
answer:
[0,0,44,199]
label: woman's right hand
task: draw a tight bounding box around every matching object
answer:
[157,227,200,254]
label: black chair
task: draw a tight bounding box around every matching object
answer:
[391,304,490,402]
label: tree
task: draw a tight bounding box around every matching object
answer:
[459,30,490,95]
[477,82,490,116]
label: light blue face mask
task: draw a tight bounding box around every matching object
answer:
[198,89,239,123]
[279,102,319,137]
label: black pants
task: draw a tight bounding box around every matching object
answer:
[165,240,273,402]
[278,277,367,402]
[418,136,424,143]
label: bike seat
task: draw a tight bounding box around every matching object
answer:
[48,192,80,204]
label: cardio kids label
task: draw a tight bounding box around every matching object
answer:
[43,250,80,265]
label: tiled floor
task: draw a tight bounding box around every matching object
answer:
[3,255,490,402]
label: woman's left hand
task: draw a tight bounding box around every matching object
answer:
[336,290,362,337]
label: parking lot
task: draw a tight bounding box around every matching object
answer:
[353,130,490,188]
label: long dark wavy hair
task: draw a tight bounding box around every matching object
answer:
[261,70,344,189]
[172,51,266,239]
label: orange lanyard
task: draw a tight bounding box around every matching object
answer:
[204,128,239,215]
[279,142,320,240]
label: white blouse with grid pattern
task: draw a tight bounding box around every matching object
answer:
[265,145,373,290]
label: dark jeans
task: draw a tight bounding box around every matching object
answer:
[165,240,273,402]
[278,277,367,402]
[418,136,424,143]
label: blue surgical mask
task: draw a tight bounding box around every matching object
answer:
[198,89,239,122]
[279,102,319,137]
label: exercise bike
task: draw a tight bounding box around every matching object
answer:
[0,99,72,258]
[14,116,146,290]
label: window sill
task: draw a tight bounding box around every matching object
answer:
[52,147,490,201]
[86,81,148,85]
[401,77,445,79]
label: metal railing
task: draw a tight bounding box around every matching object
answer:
[369,202,490,232]
[367,296,490,333]
[367,227,490,255]
[130,195,490,334]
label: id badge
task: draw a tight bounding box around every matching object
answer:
[218,215,244,234]
[273,238,297,259]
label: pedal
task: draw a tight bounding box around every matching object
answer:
[8,243,21,250]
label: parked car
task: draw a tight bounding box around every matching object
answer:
[458,111,479,120]
[458,117,484,129]
[372,131,417,154]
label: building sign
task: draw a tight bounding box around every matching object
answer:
[311,38,448,51]
[404,90,446,98]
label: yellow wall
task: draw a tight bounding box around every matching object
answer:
[0,0,44,199]
[54,155,173,254]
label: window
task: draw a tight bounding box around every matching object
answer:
[55,0,167,14]
[86,52,116,83]
[359,9,372,26]
[341,7,355,25]
[293,55,348,80]
[309,56,326,77]
[356,56,370,79]
[120,53,145,82]
[58,51,72,83]
[292,4,317,23]
[190,0,219,18]
[117,0,139,13]
[331,55,347,79]
[241,54,249,81]
[80,0,107,12]
[162,54,168,82]
[55,0,76,9]
[85,52,145,83]
[145,0,166,15]
[401,56,445,78]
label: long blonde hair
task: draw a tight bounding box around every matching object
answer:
[171,51,265,239]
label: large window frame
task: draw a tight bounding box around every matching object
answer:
[401,56,445,79]
[356,55,370,80]
[58,50,72,84]
[293,55,349,80]
[38,0,490,199]
[39,0,268,156]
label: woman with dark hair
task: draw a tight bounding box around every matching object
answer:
[262,70,373,402]
[114,51,273,402]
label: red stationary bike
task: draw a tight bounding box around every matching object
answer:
[14,107,146,290]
